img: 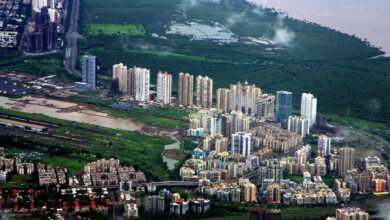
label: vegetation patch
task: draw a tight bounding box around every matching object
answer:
[0,108,176,180]
[85,23,146,36]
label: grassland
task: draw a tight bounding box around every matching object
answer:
[284,175,303,183]
[0,175,35,189]
[85,23,146,36]
[0,107,176,180]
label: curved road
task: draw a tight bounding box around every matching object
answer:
[65,0,81,77]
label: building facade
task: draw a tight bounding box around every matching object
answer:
[157,71,172,104]
[135,67,150,102]
[82,55,97,90]
[300,93,317,127]
[231,132,253,158]
[287,116,310,137]
[256,94,275,120]
[178,73,194,106]
[318,135,331,157]
[217,88,230,113]
[338,147,355,177]
[275,91,292,127]
[196,75,213,108]
[229,82,261,117]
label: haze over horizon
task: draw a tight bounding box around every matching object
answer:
[250,0,390,56]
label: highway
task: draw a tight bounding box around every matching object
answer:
[65,0,81,77]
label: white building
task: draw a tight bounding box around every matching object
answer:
[300,93,317,127]
[0,171,6,182]
[295,145,311,171]
[32,0,48,11]
[288,116,310,137]
[157,71,172,104]
[125,203,138,218]
[231,132,253,158]
[209,116,222,137]
[231,111,250,134]
[256,94,275,120]
[229,81,261,117]
[135,67,150,102]
[318,135,331,157]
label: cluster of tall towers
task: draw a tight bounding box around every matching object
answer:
[179,73,213,108]
[112,63,153,103]
[110,64,318,129]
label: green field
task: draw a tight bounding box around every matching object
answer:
[0,175,35,189]
[284,175,303,183]
[85,23,146,36]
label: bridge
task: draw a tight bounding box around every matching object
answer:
[85,181,199,190]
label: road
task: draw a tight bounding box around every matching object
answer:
[65,0,81,77]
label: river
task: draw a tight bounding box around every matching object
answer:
[0,95,143,131]
[249,0,390,56]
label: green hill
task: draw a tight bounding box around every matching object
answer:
[71,0,388,122]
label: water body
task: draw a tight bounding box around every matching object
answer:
[249,0,390,55]
[162,141,181,170]
[0,96,143,131]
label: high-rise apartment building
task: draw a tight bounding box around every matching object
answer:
[256,94,275,120]
[318,135,331,157]
[178,73,193,106]
[112,63,136,96]
[276,91,292,126]
[231,132,253,158]
[157,71,172,104]
[231,111,250,134]
[301,93,317,127]
[135,67,150,102]
[113,63,127,93]
[127,68,136,96]
[268,184,281,204]
[215,135,229,153]
[196,75,213,108]
[230,82,261,116]
[82,55,97,90]
[338,147,355,177]
[216,88,230,113]
[144,195,165,214]
[358,171,371,194]
[209,116,222,137]
[287,116,310,137]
